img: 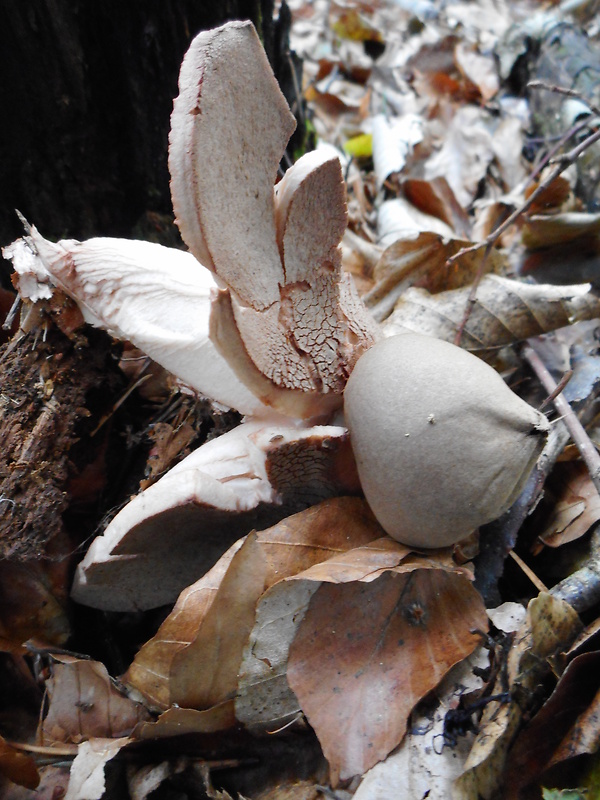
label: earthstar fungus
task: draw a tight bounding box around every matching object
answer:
[4,21,378,610]
[3,21,548,610]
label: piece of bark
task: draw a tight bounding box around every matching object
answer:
[0,315,123,559]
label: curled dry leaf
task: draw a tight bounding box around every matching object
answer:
[371,113,424,189]
[65,738,130,800]
[377,198,455,248]
[134,703,236,740]
[72,422,360,612]
[522,210,600,250]
[423,105,495,209]
[126,493,485,783]
[539,462,600,548]
[124,497,383,712]
[41,656,150,745]
[503,651,600,799]
[0,559,70,653]
[403,176,472,238]
[384,274,600,356]
[454,42,499,102]
[363,232,506,321]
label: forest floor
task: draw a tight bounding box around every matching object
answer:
[2,1,600,799]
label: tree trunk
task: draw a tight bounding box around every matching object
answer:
[0,0,300,266]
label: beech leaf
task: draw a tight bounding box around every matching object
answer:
[65,738,129,800]
[124,498,383,711]
[287,567,487,783]
[353,647,489,800]
[522,211,600,250]
[540,462,600,548]
[503,652,600,799]
[41,656,149,745]
[423,105,494,208]
[384,274,600,355]
[235,537,416,731]
[0,735,40,790]
[364,232,505,321]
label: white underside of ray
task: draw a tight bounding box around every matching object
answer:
[5,232,266,416]
[71,420,347,610]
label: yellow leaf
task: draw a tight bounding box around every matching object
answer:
[344,133,373,158]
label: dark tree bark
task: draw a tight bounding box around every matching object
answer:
[0,0,301,268]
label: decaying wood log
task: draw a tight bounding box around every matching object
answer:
[0,308,123,560]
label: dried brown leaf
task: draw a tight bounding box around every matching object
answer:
[353,647,489,800]
[376,233,504,295]
[125,498,383,711]
[454,42,499,101]
[287,568,487,783]
[502,651,600,799]
[0,736,39,790]
[403,177,471,239]
[524,174,573,215]
[384,274,600,355]
[0,560,70,653]
[65,738,129,800]
[364,233,505,321]
[522,211,600,250]
[41,657,150,745]
[423,105,495,208]
[235,538,415,732]
[540,462,600,548]
[134,703,236,740]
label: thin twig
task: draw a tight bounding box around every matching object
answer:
[523,342,600,494]
[509,550,548,593]
[450,124,600,344]
[2,294,21,330]
[90,371,152,437]
[527,80,600,119]
[453,241,493,346]
[539,369,573,411]
[448,127,600,270]
[524,115,595,191]
[551,525,600,613]
[5,739,253,771]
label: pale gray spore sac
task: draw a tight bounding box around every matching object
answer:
[344,333,549,548]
